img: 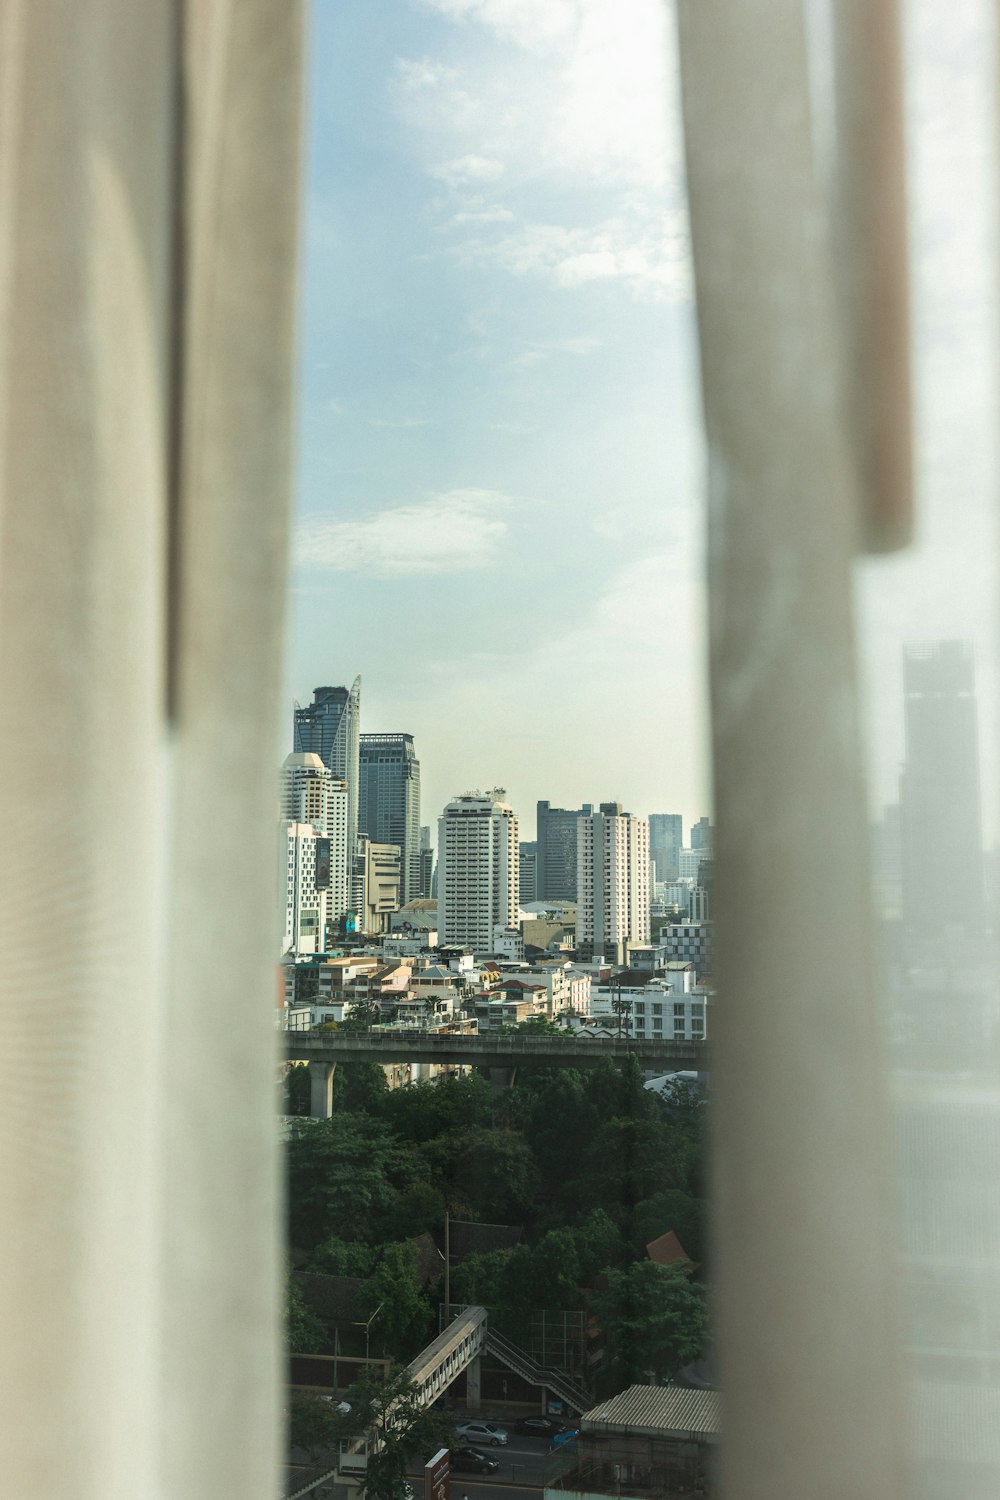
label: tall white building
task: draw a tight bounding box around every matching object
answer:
[438,790,519,953]
[576,802,650,964]
[280,752,350,951]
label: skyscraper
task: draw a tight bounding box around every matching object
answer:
[279,752,350,945]
[690,816,714,851]
[293,679,361,853]
[648,813,683,884]
[438,790,519,952]
[519,840,538,903]
[576,802,650,964]
[358,733,421,904]
[899,641,984,943]
[536,799,593,901]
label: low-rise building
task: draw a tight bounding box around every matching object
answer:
[544,1385,717,1500]
[659,920,714,979]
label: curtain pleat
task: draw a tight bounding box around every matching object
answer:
[675,3,908,1497]
[0,4,304,1496]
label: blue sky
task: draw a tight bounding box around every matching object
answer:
[287,0,709,839]
[288,0,1000,843]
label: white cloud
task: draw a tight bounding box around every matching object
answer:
[416,0,578,53]
[431,153,506,185]
[450,205,515,226]
[457,214,690,302]
[510,334,601,367]
[295,489,510,577]
[394,57,457,90]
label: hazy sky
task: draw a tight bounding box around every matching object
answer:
[288,0,999,843]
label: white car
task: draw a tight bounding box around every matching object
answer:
[454,1420,508,1447]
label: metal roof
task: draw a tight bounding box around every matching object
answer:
[582,1384,720,1440]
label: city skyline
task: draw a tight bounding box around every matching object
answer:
[289,0,1000,845]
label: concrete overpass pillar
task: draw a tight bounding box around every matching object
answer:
[309,1060,336,1118]
[489,1067,515,1096]
[465,1354,481,1412]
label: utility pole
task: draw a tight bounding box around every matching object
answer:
[444,1210,451,1326]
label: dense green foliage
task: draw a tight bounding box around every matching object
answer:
[287,1269,327,1355]
[593,1261,710,1384]
[285,1043,709,1382]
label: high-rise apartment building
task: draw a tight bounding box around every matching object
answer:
[293,680,361,853]
[648,813,683,884]
[279,753,350,949]
[900,641,985,942]
[519,840,538,903]
[576,802,650,964]
[418,826,434,900]
[358,733,420,903]
[438,790,519,952]
[536,799,593,901]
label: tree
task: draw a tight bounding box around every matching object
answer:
[572,1208,628,1282]
[331,1060,390,1114]
[449,1128,540,1223]
[593,1261,709,1386]
[288,1391,342,1461]
[287,1270,327,1354]
[281,1062,311,1116]
[286,1113,423,1248]
[378,1074,492,1144]
[362,1242,433,1360]
[308,1236,377,1277]
[331,1366,451,1500]
[527,1229,582,1310]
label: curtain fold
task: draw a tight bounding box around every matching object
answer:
[0,4,304,1496]
[675,3,909,1497]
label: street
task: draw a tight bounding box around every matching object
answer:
[410,1435,549,1499]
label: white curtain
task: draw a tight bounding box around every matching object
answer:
[675,1,912,1497]
[0,4,304,1497]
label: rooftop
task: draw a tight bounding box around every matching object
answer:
[582,1384,720,1441]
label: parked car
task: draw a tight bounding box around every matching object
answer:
[515,1415,568,1436]
[454,1420,508,1447]
[451,1446,501,1474]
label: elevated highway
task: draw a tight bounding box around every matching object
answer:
[284,1028,708,1115]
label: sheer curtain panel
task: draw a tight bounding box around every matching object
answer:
[676,2,911,1497]
[0,5,304,1498]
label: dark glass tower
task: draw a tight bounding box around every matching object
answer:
[293,680,361,853]
[536,800,593,902]
[358,733,421,904]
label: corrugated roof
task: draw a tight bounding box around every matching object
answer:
[582,1384,720,1439]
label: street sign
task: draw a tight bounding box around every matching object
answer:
[425,1446,450,1500]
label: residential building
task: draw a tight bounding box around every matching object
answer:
[358,733,421,903]
[280,752,350,937]
[438,789,519,952]
[660,920,715,979]
[493,925,525,962]
[293,680,362,854]
[281,821,346,957]
[354,836,401,936]
[576,802,650,964]
[536,799,593,901]
[519,839,538,903]
[648,812,683,884]
[900,641,985,947]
